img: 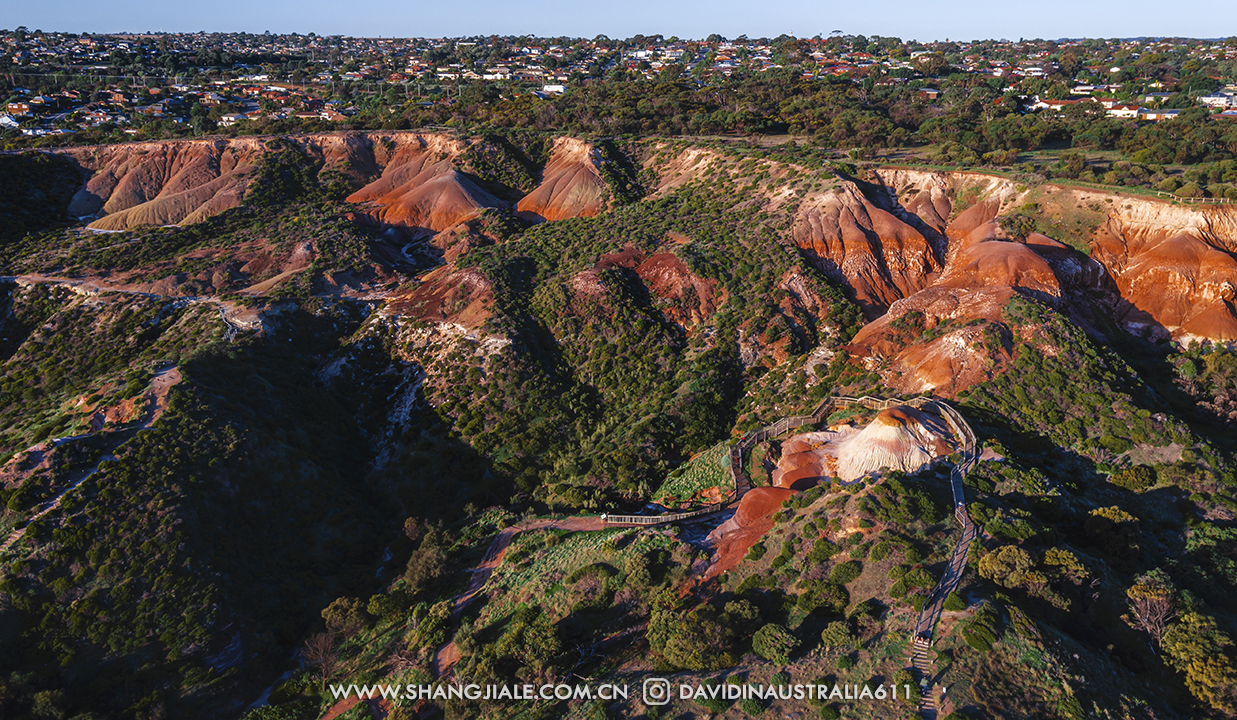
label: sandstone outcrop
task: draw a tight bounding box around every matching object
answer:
[63,139,264,230]
[53,132,615,236]
[1093,204,1237,343]
[516,137,609,222]
[790,184,942,318]
[833,406,953,481]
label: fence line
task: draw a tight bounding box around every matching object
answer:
[602,393,955,528]
[602,504,725,526]
[1154,191,1236,204]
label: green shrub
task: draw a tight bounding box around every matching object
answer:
[798,581,849,615]
[752,623,798,664]
[692,679,730,713]
[240,700,319,720]
[820,621,855,649]
[1110,465,1155,492]
[808,537,840,563]
[962,604,1001,651]
[565,562,618,584]
[829,561,862,585]
[892,669,919,705]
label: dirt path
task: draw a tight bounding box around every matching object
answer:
[431,516,604,677]
[2,274,258,343]
[0,366,182,555]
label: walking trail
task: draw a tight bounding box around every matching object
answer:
[312,517,603,720]
[0,366,182,554]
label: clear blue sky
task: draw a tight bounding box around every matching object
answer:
[6,0,1235,42]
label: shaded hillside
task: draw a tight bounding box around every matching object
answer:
[0,152,82,243]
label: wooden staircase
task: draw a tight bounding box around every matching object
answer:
[909,638,938,719]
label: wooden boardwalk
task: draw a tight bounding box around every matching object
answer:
[568,392,983,720]
[906,400,980,719]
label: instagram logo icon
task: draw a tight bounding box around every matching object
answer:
[642,677,672,705]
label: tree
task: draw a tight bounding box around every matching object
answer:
[1111,466,1156,492]
[943,591,967,611]
[321,597,368,636]
[752,623,798,664]
[31,689,68,720]
[1126,570,1177,649]
[978,545,1034,588]
[1042,547,1088,583]
[301,632,339,691]
[1162,612,1237,714]
[913,53,949,77]
[404,527,449,595]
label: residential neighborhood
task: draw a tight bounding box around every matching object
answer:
[2,29,1237,143]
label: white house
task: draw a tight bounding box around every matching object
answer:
[1199,91,1237,108]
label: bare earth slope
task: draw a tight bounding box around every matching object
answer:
[54,132,619,236]
[515,136,609,222]
[64,139,264,230]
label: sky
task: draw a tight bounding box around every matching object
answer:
[6,0,1236,42]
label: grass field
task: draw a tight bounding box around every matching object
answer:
[654,441,734,507]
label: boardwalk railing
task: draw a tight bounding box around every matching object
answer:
[602,393,966,531]
[1154,191,1236,205]
[726,394,935,504]
[602,503,726,526]
[600,391,982,720]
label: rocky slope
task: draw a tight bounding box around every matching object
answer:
[644,144,1237,395]
[515,136,609,222]
[42,135,1237,396]
[63,138,264,230]
[790,185,942,317]
[51,131,614,234]
[870,167,1237,345]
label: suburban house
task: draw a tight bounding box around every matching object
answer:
[1199,91,1237,108]
[1138,108,1181,121]
[1032,97,1094,111]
